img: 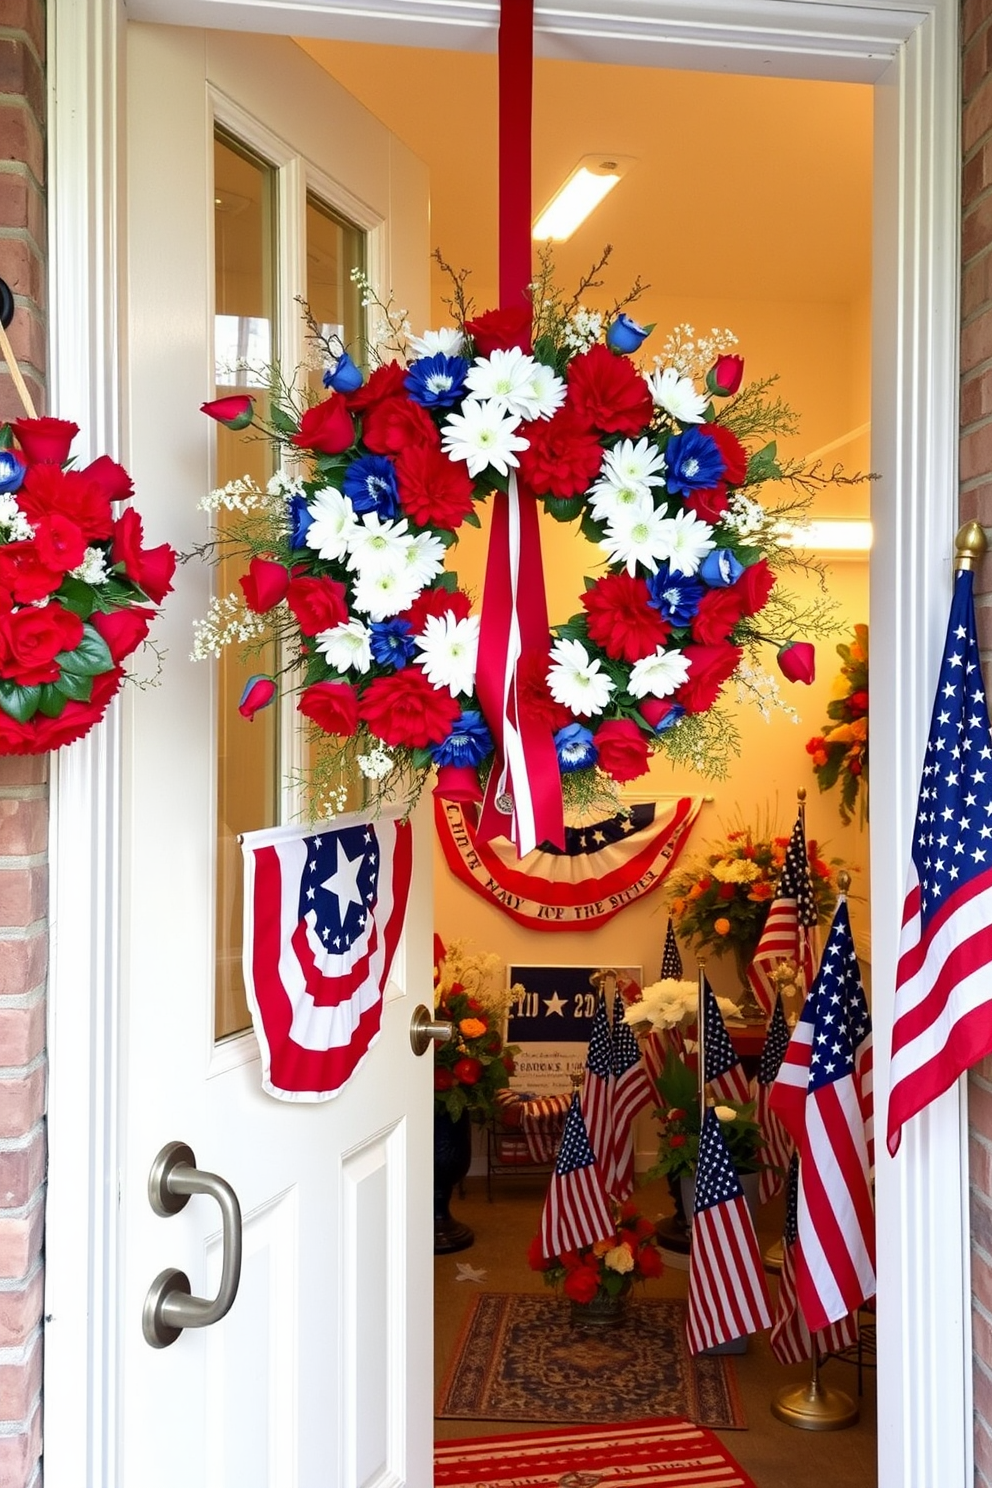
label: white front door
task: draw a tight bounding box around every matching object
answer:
[113,25,434,1486]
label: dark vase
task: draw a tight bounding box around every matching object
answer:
[569,1280,632,1329]
[434,1109,474,1254]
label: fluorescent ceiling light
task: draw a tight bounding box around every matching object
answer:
[533,156,632,241]
[780,519,873,553]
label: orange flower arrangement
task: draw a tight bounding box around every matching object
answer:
[527,1200,664,1304]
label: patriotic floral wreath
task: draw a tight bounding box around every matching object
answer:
[196,255,841,817]
[0,417,176,755]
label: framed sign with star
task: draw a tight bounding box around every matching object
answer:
[507,965,642,1096]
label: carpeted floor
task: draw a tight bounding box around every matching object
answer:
[434,1174,878,1488]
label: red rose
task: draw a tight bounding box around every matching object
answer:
[690,586,748,646]
[361,396,439,455]
[736,558,775,616]
[516,651,571,733]
[465,306,532,357]
[80,454,133,504]
[434,1067,455,1091]
[594,717,651,783]
[400,586,472,636]
[0,543,62,604]
[777,641,816,685]
[239,557,290,614]
[0,605,86,685]
[91,606,155,662]
[358,668,460,748]
[640,698,681,732]
[286,575,348,635]
[200,395,254,430]
[517,408,604,498]
[238,675,277,720]
[527,1234,552,1271]
[291,395,354,455]
[0,664,123,755]
[581,572,669,663]
[111,508,177,603]
[11,417,79,465]
[676,643,743,713]
[18,464,114,541]
[565,343,653,436]
[433,764,483,802]
[711,354,745,396]
[346,361,408,414]
[669,1134,687,1149]
[849,689,869,715]
[563,1264,601,1304]
[704,424,748,486]
[637,1244,663,1279]
[298,681,359,737]
[395,443,474,529]
[452,1056,482,1086]
[685,486,729,524]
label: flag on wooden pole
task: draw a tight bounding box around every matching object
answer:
[769,1154,860,1364]
[685,1108,772,1354]
[888,563,992,1154]
[703,980,751,1104]
[755,994,793,1205]
[539,1093,613,1258]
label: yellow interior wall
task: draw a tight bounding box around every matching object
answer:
[296,38,872,994]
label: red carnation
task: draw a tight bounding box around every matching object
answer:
[516,651,571,733]
[11,417,79,465]
[582,572,670,663]
[346,361,407,414]
[465,306,532,357]
[30,513,87,575]
[676,642,743,713]
[291,395,354,455]
[358,667,460,748]
[0,664,123,756]
[566,343,653,437]
[81,455,134,504]
[705,423,748,486]
[595,718,651,784]
[563,1264,601,1304]
[90,606,155,663]
[240,557,290,614]
[517,408,604,498]
[286,575,348,635]
[0,543,62,604]
[396,443,475,529]
[400,586,472,635]
[298,681,359,737]
[18,464,114,541]
[690,585,748,646]
[362,396,439,455]
[452,1056,483,1086]
[0,605,86,686]
[637,1243,663,1279]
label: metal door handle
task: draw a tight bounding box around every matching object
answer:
[410,1003,453,1056]
[142,1141,243,1349]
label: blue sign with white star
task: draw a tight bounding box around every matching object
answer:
[299,825,380,951]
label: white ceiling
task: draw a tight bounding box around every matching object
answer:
[123,0,925,82]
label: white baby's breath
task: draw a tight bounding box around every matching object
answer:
[70,547,110,586]
[190,593,267,661]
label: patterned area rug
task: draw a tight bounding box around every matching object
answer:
[435,1417,758,1486]
[436,1294,746,1429]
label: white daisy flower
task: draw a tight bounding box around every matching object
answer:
[600,503,678,575]
[588,482,658,526]
[519,362,567,421]
[628,647,692,699]
[441,399,529,478]
[464,347,540,418]
[402,529,446,590]
[652,509,716,576]
[546,638,615,717]
[315,617,372,674]
[645,366,708,424]
[306,488,358,562]
[345,512,415,575]
[351,566,422,622]
[415,612,480,697]
[597,437,667,492]
[408,327,465,359]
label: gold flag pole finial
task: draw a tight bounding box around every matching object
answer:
[837,868,852,897]
[954,520,988,572]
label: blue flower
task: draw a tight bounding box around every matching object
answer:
[287,493,314,549]
[606,314,650,354]
[0,451,25,495]
[343,454,400,519]
[646,564,704,625]
[647,701,685,734]
[323,351,364,394]
[433,710,493,769]
[553,723,598,774]
[665,426,726,497]
[404,354,469,409]
[699,548,745,588]
[369,618,416,670]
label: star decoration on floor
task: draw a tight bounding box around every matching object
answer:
[454,1262,487,1283]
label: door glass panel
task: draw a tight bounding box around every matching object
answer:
[213,129,278,1041]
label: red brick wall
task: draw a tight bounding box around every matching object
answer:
[965,2,992,1483]
[0,3,45,1485]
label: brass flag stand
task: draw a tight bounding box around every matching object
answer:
[771,1348,859,1431]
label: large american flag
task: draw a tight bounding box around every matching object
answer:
[769,1154,860,1364]
[755,994,793,1205]
[579,991,613,1175]
[606,988,655,1200]
[770,898,875,1332]
[240,815,413,1100]
[539,1092,614,1259]
[703,980,751,1104]
[685,1108,772,1355]
[747,812,818,1016]
[887,567,992,1154]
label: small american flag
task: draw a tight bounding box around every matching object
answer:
[755,995,793,1205]
[642,920,685,1085]
[770,898,875,1332]
[703,980,751,1104]
[685,1108,772,1354]
[579,992,613,1174]
[888,566,992,1154]
[769,1154,860,1365]
[539,1092,613,1259]
[748,813,818,1016]
[662,917,684,978]
[606,989,655,1200]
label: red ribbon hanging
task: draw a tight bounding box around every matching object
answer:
[475,0,565,855]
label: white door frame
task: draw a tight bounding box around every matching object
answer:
[42,3,964,1486]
